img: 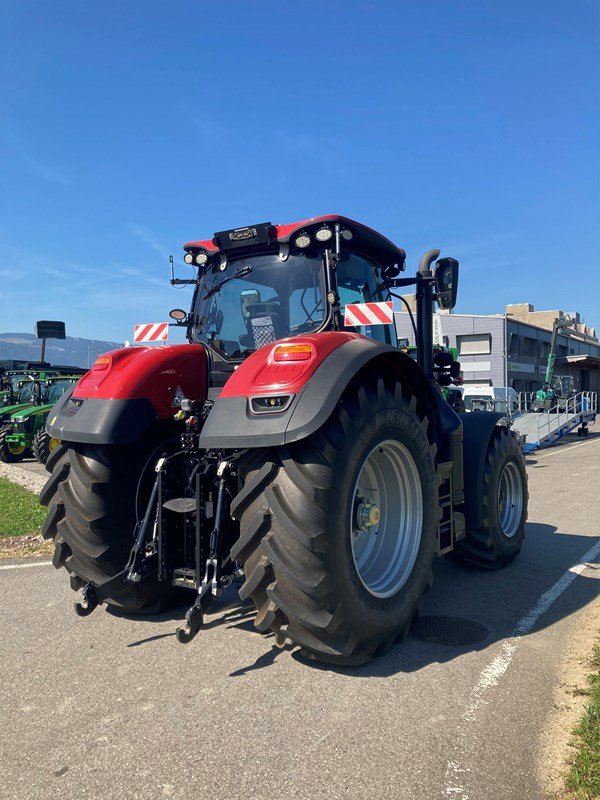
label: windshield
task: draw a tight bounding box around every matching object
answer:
[193,251,326,359]
[18,383,36,402]
[552,375,576,395]
[47,381,73,404]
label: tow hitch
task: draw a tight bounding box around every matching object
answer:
[73,456,239,648]
[176,459,237,644]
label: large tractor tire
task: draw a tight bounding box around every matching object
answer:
[40,426,178,612]
[454,428,527,568]
[230,372,438,666]
[32,429,61,465]
[0,425,26,463]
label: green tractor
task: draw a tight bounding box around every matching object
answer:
[0,376,83,464]
[398,342,465,412]
[1,367,68,408]
[0,368,9,403]
[0,378,41,461]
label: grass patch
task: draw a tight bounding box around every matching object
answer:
[0,477,46,537]
[565,641,600,799]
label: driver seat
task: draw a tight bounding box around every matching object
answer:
[242,302,285,349]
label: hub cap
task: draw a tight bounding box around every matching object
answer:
[49,437,60,453]
[350,440,423,598]
[498,461,523,538]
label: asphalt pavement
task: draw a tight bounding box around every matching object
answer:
[1,433,599,800]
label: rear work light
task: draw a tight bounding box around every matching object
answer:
[92,356,111,371]
[294,233,311,249]
[315,226,332,242]
[272,343,314,362]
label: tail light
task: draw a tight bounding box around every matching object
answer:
[272,344,314,363]
[92,356,111,371]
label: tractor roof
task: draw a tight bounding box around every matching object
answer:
[184,215,406,268]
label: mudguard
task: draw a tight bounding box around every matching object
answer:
[47,344,207,445]
[459,411,506,529]
[199,333,446,450]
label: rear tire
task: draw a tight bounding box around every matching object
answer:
[230,372,438,665]
[40,426,178,611]
[32,429,60,465]
[455,428,527,568]
[0,425,26,463]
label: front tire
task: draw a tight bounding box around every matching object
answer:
[455,428,527,568]
[230,372,438,665]
[40,427,178,611]
[32,429,60,465]
[0,425,26,463]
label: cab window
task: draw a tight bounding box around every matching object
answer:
[336,253,396,345]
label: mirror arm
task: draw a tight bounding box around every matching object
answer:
[388,276,431,288]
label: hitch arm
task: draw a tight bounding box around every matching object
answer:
[73,466,163,617]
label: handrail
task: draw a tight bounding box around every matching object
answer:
[525,391,596,445]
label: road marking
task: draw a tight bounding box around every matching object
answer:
[533,438,599,460]
[0,561,52,571]
[443,537,600,799]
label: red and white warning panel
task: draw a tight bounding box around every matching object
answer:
[133,322,169,343]
[344,301,394,327]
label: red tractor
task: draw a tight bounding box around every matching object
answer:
[41,216,527,665]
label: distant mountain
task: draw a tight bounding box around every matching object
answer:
[0,332,123,369]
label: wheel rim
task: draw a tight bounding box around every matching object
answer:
[8,442,25,455]
[350,439,423,599]
[498,461,523,537]
[48,437,60,453]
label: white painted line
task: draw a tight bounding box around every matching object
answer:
[532,438,599,460]
[0,560,52,571]
[443,537,600,799]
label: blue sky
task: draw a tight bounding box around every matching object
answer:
[0,0,598,343]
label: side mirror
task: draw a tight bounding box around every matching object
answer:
[434,257,459,310]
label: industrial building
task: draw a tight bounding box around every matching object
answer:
[395,301,600,394]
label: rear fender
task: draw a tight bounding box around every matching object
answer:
[13,404,51,421]
[459,411,506,529]
[47,344,207,445]
[199,333,448,450]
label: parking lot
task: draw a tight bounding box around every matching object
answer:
[1,433,599,800]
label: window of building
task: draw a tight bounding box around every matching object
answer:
[521,337,537,357]
[456,333,492,355]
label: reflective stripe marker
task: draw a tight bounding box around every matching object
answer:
[344,301,394,326]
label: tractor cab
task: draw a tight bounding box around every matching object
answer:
[179,217,406,366]
[550,374,577,398]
